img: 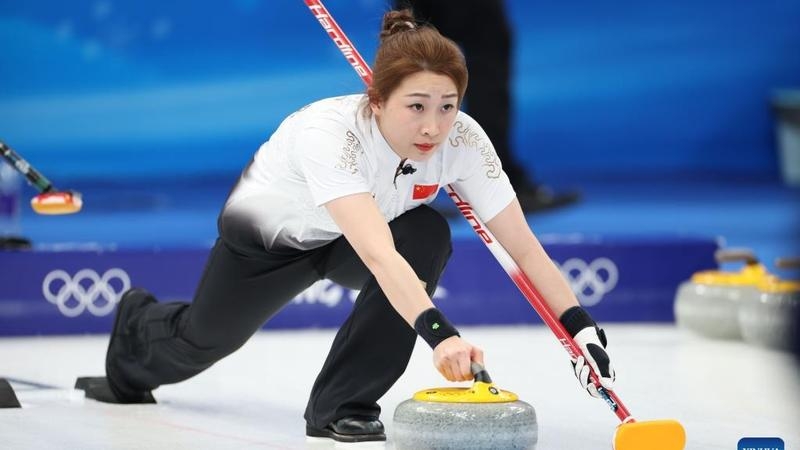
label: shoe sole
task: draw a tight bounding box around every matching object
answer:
[305,436,386,448]
[306,425,386,444]
[74,376,155,404]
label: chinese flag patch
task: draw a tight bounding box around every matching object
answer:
[412,184,438,200]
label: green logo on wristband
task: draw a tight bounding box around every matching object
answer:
[432,323,440,330]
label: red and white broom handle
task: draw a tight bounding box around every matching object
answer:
[446,187,633,423]
[304,0,372,86]
[302,0,634,424]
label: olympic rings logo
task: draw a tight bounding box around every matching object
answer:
[42,268,131,318]
[555,258,618,306]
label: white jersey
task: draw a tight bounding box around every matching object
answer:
[224,94,516,251]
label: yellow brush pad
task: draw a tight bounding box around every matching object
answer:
[614,420,686,450]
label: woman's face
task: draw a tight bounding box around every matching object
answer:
[371,71,459,162]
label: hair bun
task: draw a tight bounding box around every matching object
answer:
[380,9,417,39]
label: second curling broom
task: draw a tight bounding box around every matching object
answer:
[1,141,82,215]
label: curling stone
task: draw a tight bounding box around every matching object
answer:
[392,363,537,450]
[674,248,767,339]
[738,257,800,351]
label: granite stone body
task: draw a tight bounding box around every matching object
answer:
[738,290,799,350]
[674,281,752,339]
[392,399,537,450]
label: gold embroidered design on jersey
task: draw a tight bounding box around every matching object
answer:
[449,121,501,178]
[335,131,363,174]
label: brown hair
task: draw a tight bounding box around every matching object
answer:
[367,9,468,110]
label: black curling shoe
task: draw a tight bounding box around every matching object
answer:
[306,416,386,443]
[75,288,157,404]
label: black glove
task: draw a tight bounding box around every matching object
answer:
[560,306,615,398]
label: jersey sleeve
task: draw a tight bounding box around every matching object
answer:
[295,117,372,207]
[449,114,516,222]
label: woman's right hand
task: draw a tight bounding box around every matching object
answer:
[432,336,484,382]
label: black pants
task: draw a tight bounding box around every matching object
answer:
[109,205,452,428]
[395,0,528,187]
